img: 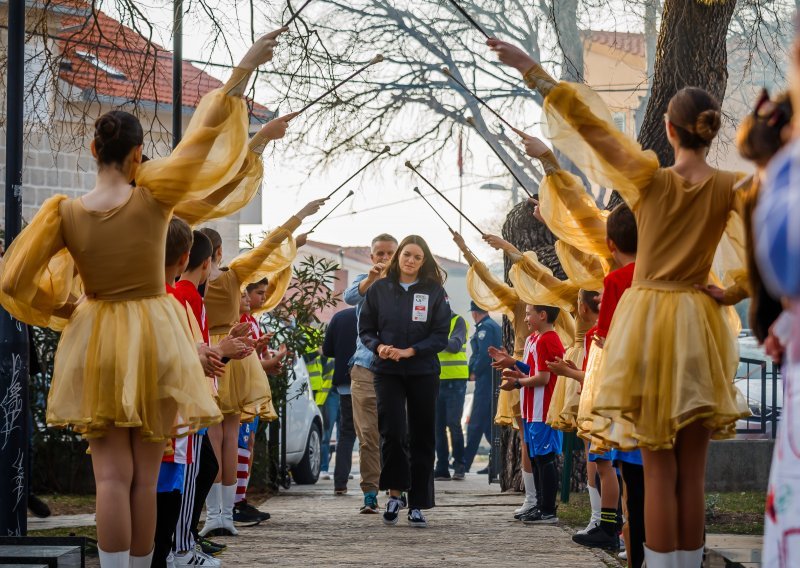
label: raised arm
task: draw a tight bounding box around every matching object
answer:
[229,199,326,286]
[173,113,297,226]
[489,39,659,207]
[454,231,520,320]
[138,29,289,208]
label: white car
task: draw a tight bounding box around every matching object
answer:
[282,356,324,484]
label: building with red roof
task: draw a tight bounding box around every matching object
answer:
[0,0,271,258]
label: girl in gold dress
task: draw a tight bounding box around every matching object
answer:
[0,30,289,567]
[197,200,324,536]
[489,39,750,566]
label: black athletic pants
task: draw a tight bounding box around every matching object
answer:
[621,462,645,568]
[334,394,357,490]
[190,433,219,541]
[374,373,439,510]
[153,490,181,567]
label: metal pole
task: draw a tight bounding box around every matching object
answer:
[172,0,183,148]
[1,0,31,536]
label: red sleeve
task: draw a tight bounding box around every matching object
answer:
[597,275,623,338]
[536,332,564,375]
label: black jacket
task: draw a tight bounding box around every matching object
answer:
[359,277,451,376]
[321,307,358,387]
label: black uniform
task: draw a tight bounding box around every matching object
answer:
[359,278,450,509]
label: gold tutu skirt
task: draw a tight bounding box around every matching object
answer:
[495,388,521,428]
[211,333,271,422]
[587,284,750,451]
[48,296,222,441]
[547,342,585,432]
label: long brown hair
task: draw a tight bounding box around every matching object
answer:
[385,235,446,286]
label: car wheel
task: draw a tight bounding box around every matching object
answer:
[292,422,321,485]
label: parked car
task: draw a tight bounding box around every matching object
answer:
[284,355,324,484]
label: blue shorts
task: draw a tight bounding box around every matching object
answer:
[524,422,563,457]
[157,462,186,494]
[615,449,643,466]
[238,417,259,449]
[587,442,617,463]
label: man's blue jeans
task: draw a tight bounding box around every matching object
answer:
[435,379,467,475]
[320,390,340,473]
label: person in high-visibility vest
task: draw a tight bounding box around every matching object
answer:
[434,311,470,481]
[318,356,338,478]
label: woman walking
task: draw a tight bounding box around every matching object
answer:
[358,235,451,528]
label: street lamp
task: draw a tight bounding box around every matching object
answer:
[480,181,521,205]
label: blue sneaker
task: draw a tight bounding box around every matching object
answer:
[360,492,379,514]
[407,508,428,528]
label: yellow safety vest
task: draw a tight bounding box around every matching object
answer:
[438,315,469,380]
[315,357,335,406]
[307,356,323,393]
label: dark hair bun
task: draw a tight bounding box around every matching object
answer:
[92,110,144,166]
[695,109,721,143]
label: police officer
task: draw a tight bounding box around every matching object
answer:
[434,311,469,481]
[463,302,502,474]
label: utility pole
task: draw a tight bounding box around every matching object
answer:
[173,0,183,148]
[1,0,31,536]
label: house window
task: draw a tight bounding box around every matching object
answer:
[612,112,626,133]
[75,50,126,79]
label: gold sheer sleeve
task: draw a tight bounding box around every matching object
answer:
[539,170,612,260]
[229,217,300,287]
[137,68,251,208]
[173,149,264,226]
[712,209,750,306]
[466,261,519,321]
[555,241,606,292]
[524,64,660,208]
[508,251,579,312]
[0,196,76,329]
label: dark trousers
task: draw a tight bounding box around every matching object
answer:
[153,490,181,567]
[375,373,439,510]
[532,452,559,515]
[463,388,492,471]
[621,462,646,568]
[333,393,357,489]
[435,379,467,474]
[190,433,219,540]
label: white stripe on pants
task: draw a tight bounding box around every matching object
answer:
[175,432,203,553]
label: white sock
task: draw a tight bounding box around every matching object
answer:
[522,470,537,505]
[588,484,601,521]
[129,547,154,568]
[677,546,704,568]
[644,546,677,568]
[98,548,129,568]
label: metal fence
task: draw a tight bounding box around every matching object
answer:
[735,356,781,439]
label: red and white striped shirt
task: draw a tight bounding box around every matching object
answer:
[521,330,565,423]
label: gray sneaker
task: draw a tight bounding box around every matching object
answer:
[407,508,428,528]
[453,464,466,481]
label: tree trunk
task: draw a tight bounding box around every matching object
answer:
[608,0,737,209]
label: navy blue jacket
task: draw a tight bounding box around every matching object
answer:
[322,307,358,387]
[469,314,502,397]
[358,278,450,376]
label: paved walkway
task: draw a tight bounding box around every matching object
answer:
[217,474,616,567]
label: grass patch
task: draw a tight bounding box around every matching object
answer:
[28,526,97,539]
[34,493,95,516]
[558,491,765,536]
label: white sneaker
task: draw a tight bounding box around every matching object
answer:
[514,500,536,515]
[167,551,176,568]
[576,513,601,535]
[618,550,627,561]
[320,471,331,480]
[174,550,221,567]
